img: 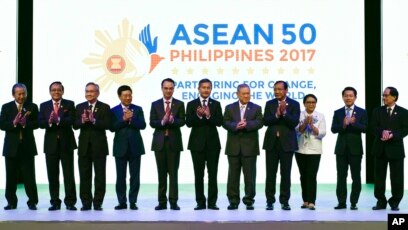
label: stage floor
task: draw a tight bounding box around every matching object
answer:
[0,184,402,222]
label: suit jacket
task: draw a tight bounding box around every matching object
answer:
[110,103,146,157]
[0,101,39,157]
[262,97,300,152]
[223,101,263,156]
[150,98,185,152]
[186,98,222,151]
[73,101,111,157]
[39,99,77,154]
[371,105,408,159]
[331,105,367,155]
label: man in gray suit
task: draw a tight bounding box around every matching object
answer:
[223,84,263,210]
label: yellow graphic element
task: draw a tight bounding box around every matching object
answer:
[247,67,255,75]
[232,67,239,75]
[83,19,158,91]
[216,67,224,75]
[171,67,179,75]
[293,67,300,74]
[262,67,270,75]
[201,67,209,75]
[187,67,194,75]
[277,67,285,74]
[307,67,315,74]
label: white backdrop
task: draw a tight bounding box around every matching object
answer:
[0,0,17,188]
[382,0,408,188]
[31,0,365,186]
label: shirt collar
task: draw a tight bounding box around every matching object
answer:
[344,105,355,110]
[163,97,173,103]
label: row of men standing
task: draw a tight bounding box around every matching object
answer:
[0,79,406,211]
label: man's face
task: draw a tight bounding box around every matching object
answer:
[162,81,175,100]
[237,86,251,105]
[13,87,26,104]
[49,83,64,101]
[198,82,212,99]
[85,85,99,103]
[119,90,132,106]
[274,82,287,100]
[382,88,396,107]
[342,90,356,107]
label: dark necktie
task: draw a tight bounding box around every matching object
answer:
[202,99,207,108]
[387,107,392,117]
[89,104,93,111]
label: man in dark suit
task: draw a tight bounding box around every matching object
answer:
[223,84,263,210]
[371,87,407,211]
[111,85,146,210]
[186,78,223,210]
[73,82,111,211]
[39,81,77,211]
[331,86,367,210]
[263,80,300,211]
[0,83,39,210]
[150,78,185,211]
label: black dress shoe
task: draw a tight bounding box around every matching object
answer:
[208,205,220,210]
[48,204,61,211]
[4,204,17,210]
[350,203,358,210]
[155,204,167,210]
[114,204,127,210]
[391,206,400,211]
[372,205,386,210]
[28,204,37,210]
[246,204,254,210]
[130,203,138,210]
[194,205,206,210]
[227,204,238,210]
[94,205,103,211]
[300,204,308,209]
[170,204,180,210]
[281,204,291,210]
[80,206,91,211]
[66,205,77,211]
[266,202,274,210]
[334,204,347,209]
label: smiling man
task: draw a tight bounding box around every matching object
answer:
[39,81,77,211]
[331,86,367,211]
[186,78,223,210]
[223,83,263,210]
[0,83,39,210]
[73,82,111,211]
[371,87,408,211]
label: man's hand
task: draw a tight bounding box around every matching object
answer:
[236,119,247,130]
[13,112,22,126]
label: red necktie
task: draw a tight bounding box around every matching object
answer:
[54,102,59,114]
[164,101,170,136]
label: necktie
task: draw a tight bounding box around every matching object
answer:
[165,101,171,114]
[240,105,246,120]
[346,107,352,118]
[164,101,170,136]
[89,104,93,113]
[17,103,23,112]
[202,99,207,108]
[54,102,59,114]
[387,107,392,117]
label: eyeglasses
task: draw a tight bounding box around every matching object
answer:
[305,101,316,104]
[382,94,390,97]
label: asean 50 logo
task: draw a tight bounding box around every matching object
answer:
[83,18,163,90]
